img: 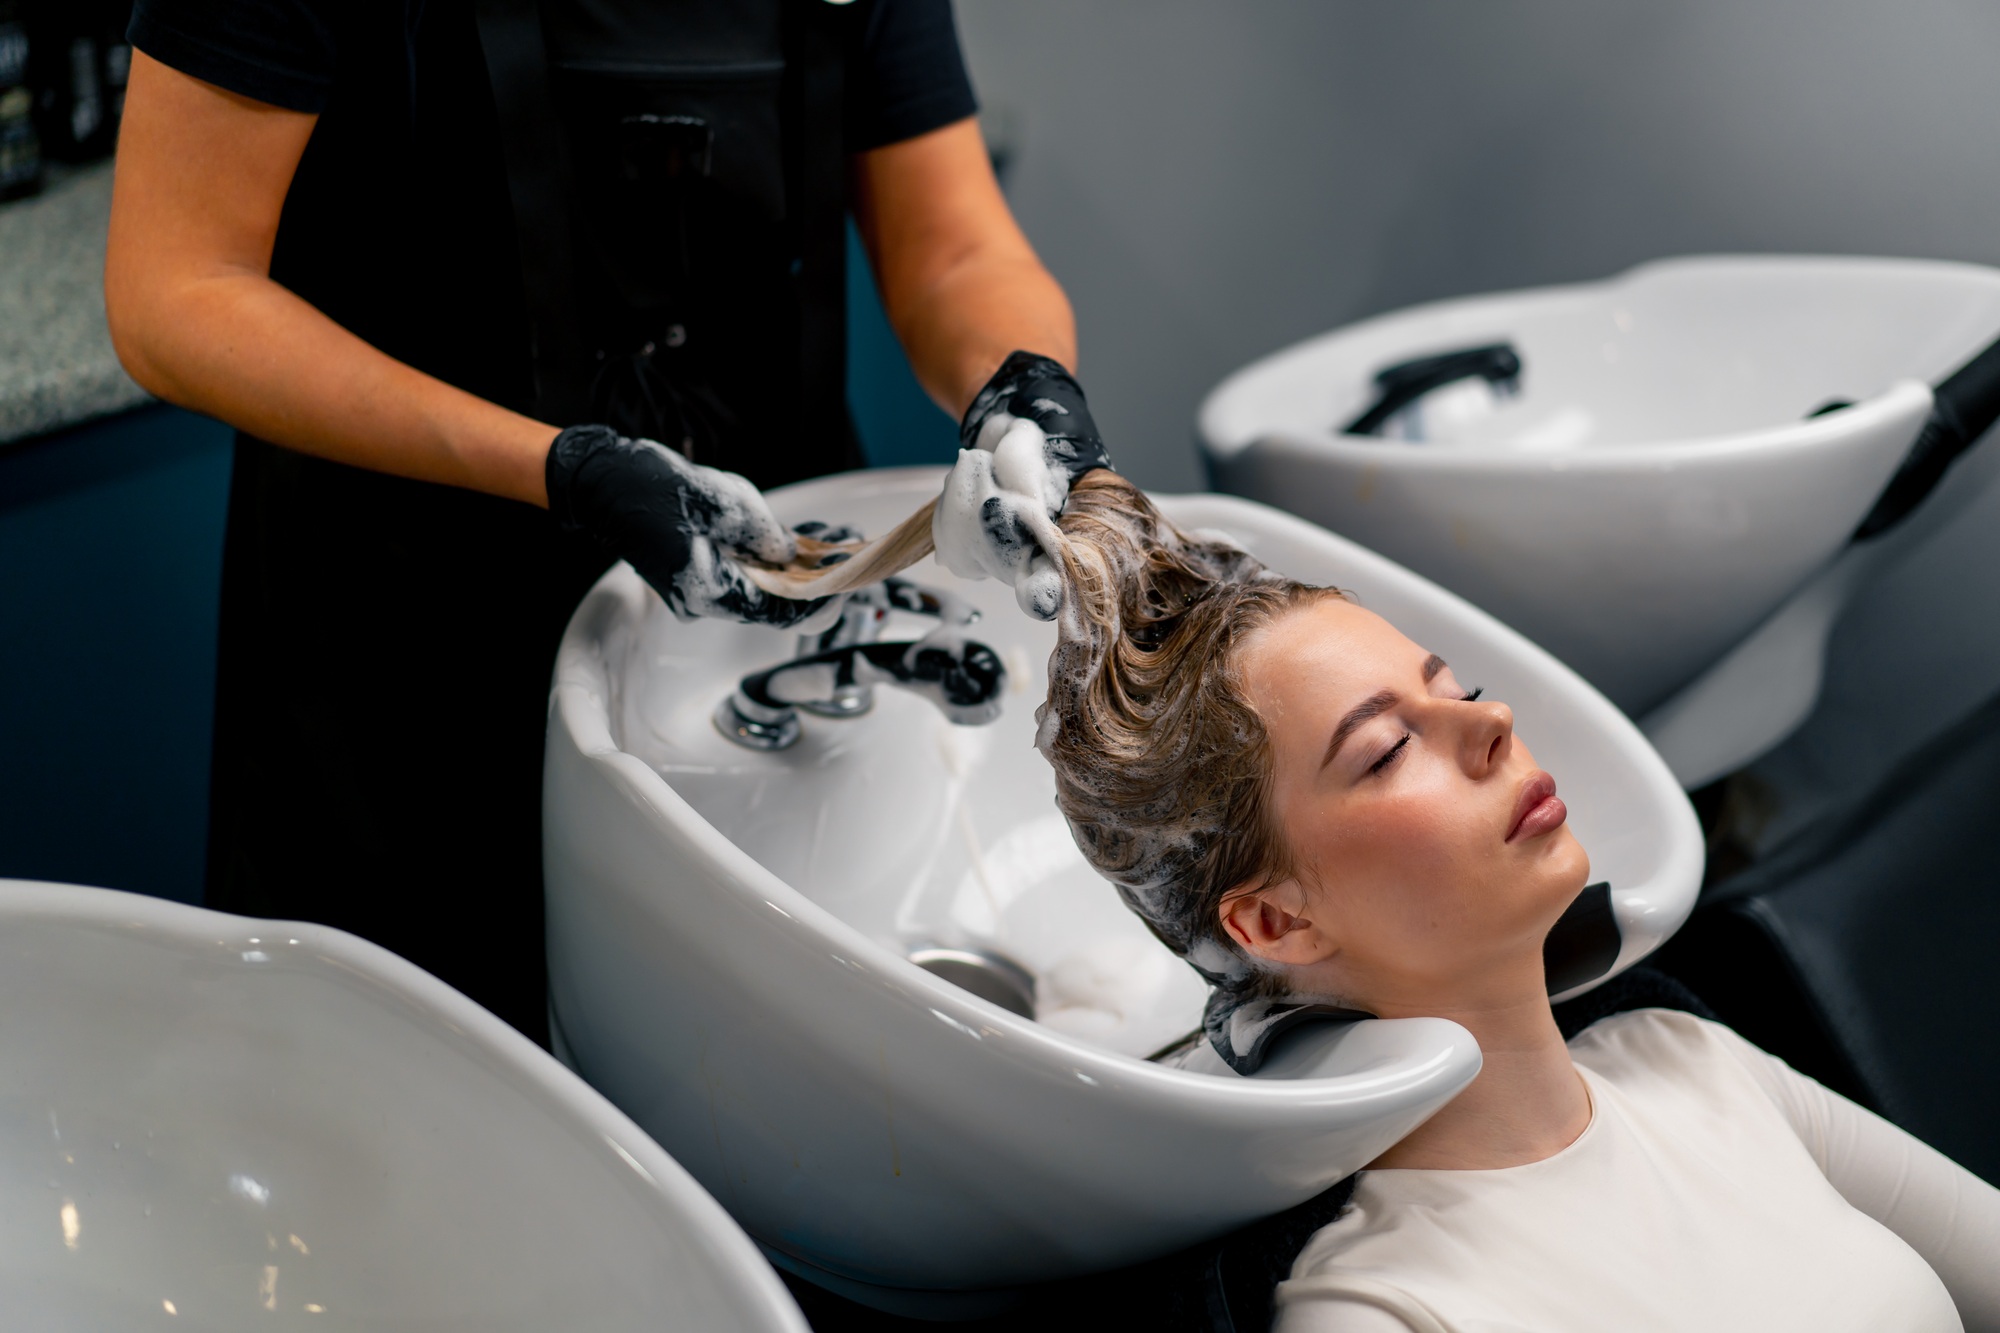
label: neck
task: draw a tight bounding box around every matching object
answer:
[1365,978,1589,1171]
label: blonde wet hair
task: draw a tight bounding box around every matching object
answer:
[1037,472,1345,991]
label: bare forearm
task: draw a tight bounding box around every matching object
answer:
[106,51,554,507]
[112,267,555,507]
[852,118,1077,423]
[888,248,1075,420]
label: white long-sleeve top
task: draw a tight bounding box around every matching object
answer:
[1274,1008,2000,1333]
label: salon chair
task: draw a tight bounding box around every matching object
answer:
[1652,687,2000,1188]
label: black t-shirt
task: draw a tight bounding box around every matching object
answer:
[128,0,976,413]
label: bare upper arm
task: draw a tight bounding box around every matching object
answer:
[847,117,1039,320]
[105,51,317,376]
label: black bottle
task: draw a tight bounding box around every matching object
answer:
[27,0,127,163]
[0,0,42,201]
[101,2,130,131]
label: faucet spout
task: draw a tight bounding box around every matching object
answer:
[788,577,980,718]
[714,579,1005,750]
[749,639,1006,723]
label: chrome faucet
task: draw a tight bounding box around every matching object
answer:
[713,578,1008,750]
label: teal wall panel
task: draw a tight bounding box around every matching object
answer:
[846,221,962,469]
[0,406,234,904]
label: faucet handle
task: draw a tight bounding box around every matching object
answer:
[793,577,980,662]
[877,577,981,627]
[797,595,887,658]
[717,634,1008,749]
[864,638,1006,726]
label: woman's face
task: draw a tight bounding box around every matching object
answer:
[1224,596,1591,1015]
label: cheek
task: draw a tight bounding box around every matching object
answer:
[1287,770,1500,928]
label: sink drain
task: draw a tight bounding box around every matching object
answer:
[907,945,1036,1020]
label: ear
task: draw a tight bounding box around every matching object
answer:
[1218,880,1336,967]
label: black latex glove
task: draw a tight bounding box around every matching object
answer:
[936,351,1114,619]
[547,424,831,627]
[957,350,1112,480]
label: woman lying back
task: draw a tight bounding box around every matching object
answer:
[1038,472,2000,1333]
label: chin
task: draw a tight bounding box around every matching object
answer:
[1540,830,1593,903]
[1497,824,1589,912]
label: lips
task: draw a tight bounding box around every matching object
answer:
[1506,770,1566,843]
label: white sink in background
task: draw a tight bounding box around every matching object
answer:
[1200,256,2000,718]
[543,468,1701,1302]
[0,880,806,1333]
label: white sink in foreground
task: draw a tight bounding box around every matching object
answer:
[544,468,1702,1298]
[1200,255,2000,717]
[0,880,806,1333]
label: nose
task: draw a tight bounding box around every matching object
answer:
[1457,700,1514,778]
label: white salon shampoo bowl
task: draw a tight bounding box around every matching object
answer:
[1200,256,2000,721]
[544,469,1701,1303]
[0,880,806,1333]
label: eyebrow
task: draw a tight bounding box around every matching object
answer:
[1321,690,1398,769]
[1319,655,1449,770]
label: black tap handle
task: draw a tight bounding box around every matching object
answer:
[864,639,1006,710]
[874,577,980,625]
[740,638,1006,716]
[1343,343,1522,437]
[1853,332,2000,541]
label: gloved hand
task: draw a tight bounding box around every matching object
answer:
[547,424,832,628]
[934,351,1113,619]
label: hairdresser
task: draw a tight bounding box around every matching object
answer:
[104,0,1108,1042]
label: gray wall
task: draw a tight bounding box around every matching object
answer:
[956,0,2000,825]
[958,0,2000,492]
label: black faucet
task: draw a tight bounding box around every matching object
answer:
[714,578,1008,750]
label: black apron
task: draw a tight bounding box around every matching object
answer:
[480,0,856,481]
[208,0,860,1043]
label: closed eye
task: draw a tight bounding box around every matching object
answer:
[1463,687,1484,702]
[1369,733,1410,775]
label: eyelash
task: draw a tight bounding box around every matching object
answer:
[1366,689,1485,775]
[1369,735,1409,774]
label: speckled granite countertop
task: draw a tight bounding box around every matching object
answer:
[0,162,152,447]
